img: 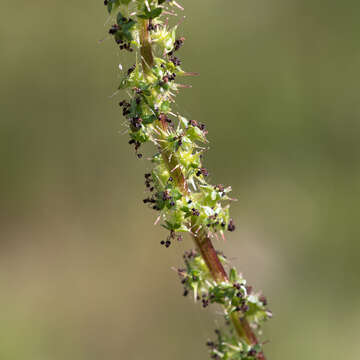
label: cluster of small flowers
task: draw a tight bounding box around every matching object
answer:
[142,135,235,242]
[105,0,237,244]
[103,2,271,358]
[176,250,271,359]
[177,251,271,327]
[206,328,264,360]
[107,8,137,52]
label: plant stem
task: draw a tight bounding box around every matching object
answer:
[139,19,155,74]
[140,18,265,360]
[192,228,228,282]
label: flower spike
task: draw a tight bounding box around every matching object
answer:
[101,1,271,359]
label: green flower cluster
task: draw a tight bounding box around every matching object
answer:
[207,329,264,360]
[179,250,271,325]
[105,0,236,242]
[178,250,271,359]
[103,1,271,358]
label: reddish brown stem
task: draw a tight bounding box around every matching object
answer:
[192,228,228,282]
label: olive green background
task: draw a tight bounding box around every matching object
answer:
[1,1,360,359]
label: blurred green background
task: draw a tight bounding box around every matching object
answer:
[1,0,360,359]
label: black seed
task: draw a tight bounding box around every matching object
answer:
[227,219,236,232]
[169,56,181,66]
